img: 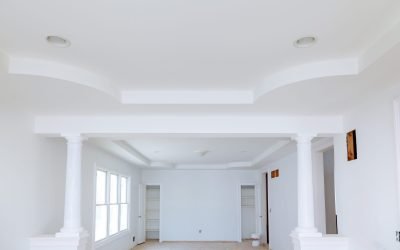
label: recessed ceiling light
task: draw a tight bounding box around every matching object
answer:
[194,149,210,157]
[46,35,71,48]
[294,36,317,48]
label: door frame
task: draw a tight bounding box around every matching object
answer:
[265,173,270,244]
[237,183,259,242]
[137,184,146,245]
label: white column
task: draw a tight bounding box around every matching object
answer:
[294,134,319,235]
[31,134,88,249]
[59,134,85,236]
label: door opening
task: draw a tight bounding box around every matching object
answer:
[323,148,338,234]
[145,185,161,241]
[241,185,256,240]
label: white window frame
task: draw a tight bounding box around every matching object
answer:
[94,167,130,248]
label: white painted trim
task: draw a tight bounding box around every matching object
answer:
[392,97,400,219]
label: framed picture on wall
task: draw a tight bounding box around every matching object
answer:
[346,130,357,161]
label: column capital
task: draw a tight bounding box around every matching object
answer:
[61,134,87,143]
[292,134,317,143]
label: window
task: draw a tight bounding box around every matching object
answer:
[95,170,129,242]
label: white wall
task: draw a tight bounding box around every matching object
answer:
[260,153,298,250]
[323,148,337,234]
[334,83,400,250]
[0,113,65,250]
[0,112,141,250]
[141,170,259,242]
[82,143,141,250]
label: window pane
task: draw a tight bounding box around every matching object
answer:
[110,174,118,204]
[120,204,128,231]
[95,205,107,241]
[96,171,106,204]
[109,204,119,235]
[120,177,127,203]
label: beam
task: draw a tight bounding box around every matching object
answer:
[34,115,343,136]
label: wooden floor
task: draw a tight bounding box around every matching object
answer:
[133,240,268,250]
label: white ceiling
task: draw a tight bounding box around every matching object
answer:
[128,137,282,164]
[1,0,394,89]
[0,0,400,169]
[92,137,291,169]
[2,1,398,168]
[1,42,400,115]
[1,0,400,106]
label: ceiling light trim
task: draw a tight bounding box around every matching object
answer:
[294,36,318,48]
[46,35,71,48]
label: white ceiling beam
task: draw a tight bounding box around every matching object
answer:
[174,162,253,170]
[112,141,151,166]
[252,140,291,167]
[89,139,148,166]
[121,90,253,104]
[149,161,175,168]
[34,115,343,136]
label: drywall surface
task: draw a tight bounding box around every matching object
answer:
[0,113,140,250]
[82,143,140,250]
[141,170,259,242]
[260,153,298,250]
[323,148,337,234]
[334,84,400,250]
[0,113,66,250]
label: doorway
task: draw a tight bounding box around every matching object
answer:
[241,185,256,240]
[145,185,160,240]
[323,148,338,234]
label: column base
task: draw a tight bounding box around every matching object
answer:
[291,232,349,250]
[30,230,89,250]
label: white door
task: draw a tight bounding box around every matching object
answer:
[137,184,146,244]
